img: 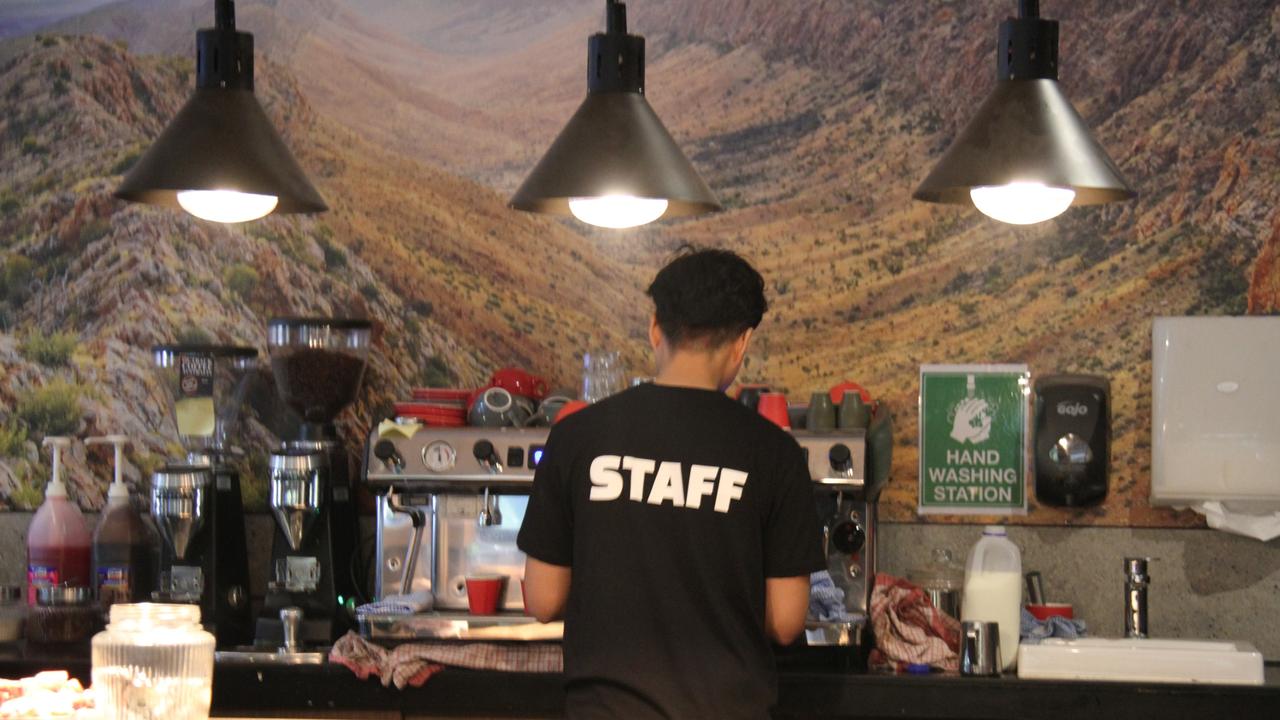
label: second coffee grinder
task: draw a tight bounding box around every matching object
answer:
[255,317,370,646]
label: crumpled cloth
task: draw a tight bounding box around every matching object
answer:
[867,573,961,673]
[1019,607,1087,644]
[330,631,563,689]
[356,590,434,617]
[809,570,857,622]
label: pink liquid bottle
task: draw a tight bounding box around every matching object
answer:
[27,437,92,605]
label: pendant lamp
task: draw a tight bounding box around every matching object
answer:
[913,0,1134,225]
[510,0,720,229]
[115,0,326,223]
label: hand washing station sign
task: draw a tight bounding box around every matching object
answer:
[919,364,1029,515]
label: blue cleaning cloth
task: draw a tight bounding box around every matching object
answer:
[809,571,856,622]
[1019,607,1087,644]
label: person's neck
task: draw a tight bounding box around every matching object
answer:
[654,352,727,392]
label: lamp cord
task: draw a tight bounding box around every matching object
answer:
[215,0,234,31]
[1018,0,1040,19]
[606,0,626,35]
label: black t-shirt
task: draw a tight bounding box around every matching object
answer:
[517,383,825,720]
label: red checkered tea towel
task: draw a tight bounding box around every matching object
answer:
[867,573,961,673]
[330,631,563,689]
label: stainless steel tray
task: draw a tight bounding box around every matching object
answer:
[804,616,868,647]
[359,611,563,642]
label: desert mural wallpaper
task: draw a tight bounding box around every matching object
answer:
[0,0,1277,527]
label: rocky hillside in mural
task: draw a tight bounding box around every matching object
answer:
[3,1,1279,526]
[0,34,638,509]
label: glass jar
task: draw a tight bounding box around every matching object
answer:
[0,585,26,643]
[91,603,214,720]
[27,585,101,644]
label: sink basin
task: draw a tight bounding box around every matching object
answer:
[1017,637,1265,685]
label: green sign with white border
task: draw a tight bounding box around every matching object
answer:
[919,364,1029,515]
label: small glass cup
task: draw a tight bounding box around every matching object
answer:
[582,351,625,403]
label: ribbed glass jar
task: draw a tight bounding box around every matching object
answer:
[91,603,214,720]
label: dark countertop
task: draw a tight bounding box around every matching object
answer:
[3,642,1277,719]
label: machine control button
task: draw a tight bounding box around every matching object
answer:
[374,440,404,472]
[473,440,503,473]
[829,443,853,472]
[830,511,865,554]
[507,446,525,469]
[422,441,457,472]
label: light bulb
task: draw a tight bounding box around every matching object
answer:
[568,195,668,229]
[969,182,1075,225]
[176,190,279,223]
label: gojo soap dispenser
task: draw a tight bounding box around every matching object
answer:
[1033,374,1110,507]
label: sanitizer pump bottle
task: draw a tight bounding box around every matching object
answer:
[27,437,92,605]
[87,435,154,609]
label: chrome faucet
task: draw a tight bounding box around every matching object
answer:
[1124,557,1151,638]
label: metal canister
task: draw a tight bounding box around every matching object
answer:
[960,620,1002,676]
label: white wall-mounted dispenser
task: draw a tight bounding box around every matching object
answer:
[1151,316,1280,540]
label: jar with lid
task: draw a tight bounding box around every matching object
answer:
[92,603,214,720]
[27,586,101,644]
[0,586,26,643]
[908,548,965,619]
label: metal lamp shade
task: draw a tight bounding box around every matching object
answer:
[510,92,720,219]
[116,88,327,214]
[913,79,1134,206]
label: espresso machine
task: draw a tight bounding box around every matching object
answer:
[150,345,256,647]
[794,405,893,659]
[362,426,549,638]
[256,317,369,646]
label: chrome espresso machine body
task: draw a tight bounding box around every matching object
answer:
[795,407,893,658]
[365,427,547,616]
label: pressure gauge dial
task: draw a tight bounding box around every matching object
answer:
[422,441,457,472]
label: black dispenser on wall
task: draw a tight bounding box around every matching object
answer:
[1033,374,1110,507]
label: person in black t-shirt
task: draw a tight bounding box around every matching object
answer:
[518,248,825,720]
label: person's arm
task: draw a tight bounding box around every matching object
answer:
[762,441,827,646]
[523,556,572,623]
[517,427,575,624]
[765,575,811,645]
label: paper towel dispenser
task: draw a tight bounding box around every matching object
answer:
[1151,317,1280,512]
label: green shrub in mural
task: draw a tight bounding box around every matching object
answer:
[19,331,78,367]
[16,380,82,437]
[0,421,27,458]
[223,263,260,299]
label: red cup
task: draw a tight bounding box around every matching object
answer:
[465,575,507,615]
[1026,603,1074,621]
[554,400,590,424]
[520,579,529,616]
[828,381,872,406]
[490,368,550,400]
[757,393,791,429]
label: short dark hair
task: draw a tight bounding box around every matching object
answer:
[646,246,767,348]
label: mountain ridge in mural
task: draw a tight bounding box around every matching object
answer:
[1,1,1279,527]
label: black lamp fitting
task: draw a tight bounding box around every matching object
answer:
[587,0,645,94]
[998,0,1059,81]
[197,0,254,91]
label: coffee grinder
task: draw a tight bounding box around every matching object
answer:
[150,345,256,647]
[256,318,370,646]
